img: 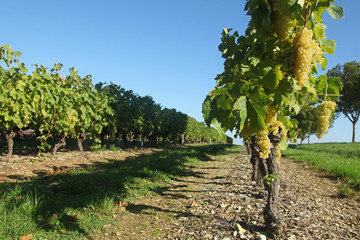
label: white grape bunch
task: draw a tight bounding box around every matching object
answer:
[265,106,287,139]
[257,129,271,159]
[273,12,292,41]
[316,101,336,138]
[293,27,323,87]
[264,106,288,161]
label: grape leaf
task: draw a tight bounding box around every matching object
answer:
[327,4,344,20]
[233,96,247,130]
[326,76,342,101]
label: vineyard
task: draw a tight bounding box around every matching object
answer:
[1,0,359,239]
[0,44,231,160]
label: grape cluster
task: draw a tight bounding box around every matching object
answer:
[273,12,292,41]
[257,129,271,159]
[68,109,78,126]
[265,106,287,139]
[293,27,323,87]
[265,106,278,134]
[316,101,336,138]
[276,147,281,162]
[264,106,288,161]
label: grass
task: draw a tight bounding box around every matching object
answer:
[283,142,360,189]
[0,144,237,239]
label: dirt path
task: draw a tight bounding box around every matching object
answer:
[1,147,359,239]
[107,148,360,240]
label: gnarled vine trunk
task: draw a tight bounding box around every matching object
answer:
[248,131,286,237]
[77,132,86,152]
[250,136,267,187]
[52,136,66,155]
[3,128,34,161]
[4,129,16,161]
[263,132,286,237]
[244,139,251,155]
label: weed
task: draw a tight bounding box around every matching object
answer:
[337,180,356,198]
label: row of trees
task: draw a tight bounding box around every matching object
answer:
[95,82,230,147]
[0,44,231,160]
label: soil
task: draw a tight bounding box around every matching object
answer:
[0,147,359,240]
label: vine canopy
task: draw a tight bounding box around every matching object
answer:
[203,0,343,140]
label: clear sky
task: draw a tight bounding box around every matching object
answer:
[1,0,359,144]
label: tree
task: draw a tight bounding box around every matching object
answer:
[327,61,360,142]
[203,0,343,236]
[292,103,318,143]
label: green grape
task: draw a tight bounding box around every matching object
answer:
[257,129,271,159]
[265,106,278,135]
[273,12,292,41]
[293,27,324,87]
[316,101,336,138]
[276,147,281,162]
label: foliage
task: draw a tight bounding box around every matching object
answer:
[263,173,279,185]
[95,82,230,147]
[1,44,230,157]
[0,45,33,130]
[202,0,343,235]
[202,0,343,145]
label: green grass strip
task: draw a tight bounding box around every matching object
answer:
[283,143,360,188]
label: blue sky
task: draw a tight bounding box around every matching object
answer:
[1,0,359,144]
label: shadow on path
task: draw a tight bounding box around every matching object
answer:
[0,144,231,238]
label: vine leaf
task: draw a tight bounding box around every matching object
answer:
[247,101,267,130]
[326,76,342,101]
[233,96,247,130]
[327,4,344,20]
[262,65,283,90]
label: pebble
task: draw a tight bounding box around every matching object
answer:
[236,223,246,234]
[203,234,212,239]
[240,234,247,239]
[256,234,266,240]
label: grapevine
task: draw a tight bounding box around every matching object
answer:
[202,0,343,235]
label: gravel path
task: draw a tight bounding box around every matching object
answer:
[117,148,360,240]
